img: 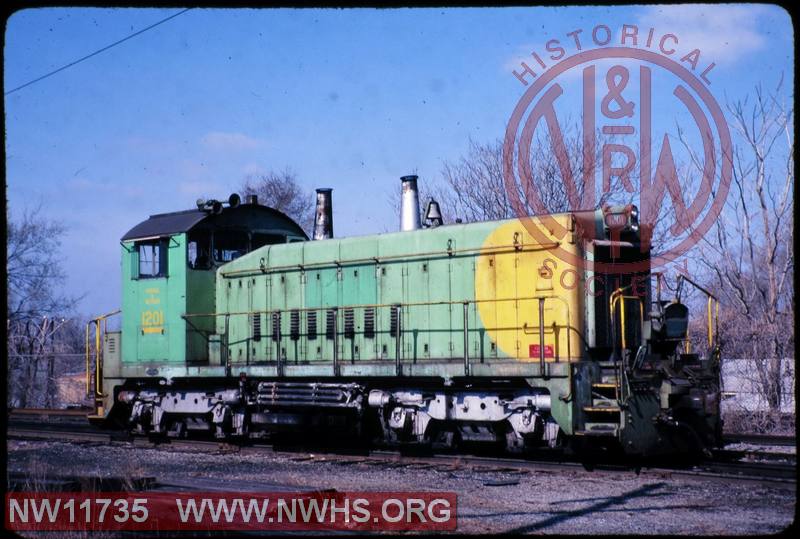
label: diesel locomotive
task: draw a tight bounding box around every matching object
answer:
[87,175,723,457]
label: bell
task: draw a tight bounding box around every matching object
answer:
[424,198,443,227]
[228,193,241,208]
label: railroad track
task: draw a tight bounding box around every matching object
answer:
[8,407,93,417]
[723,433,796,447]
[8,415,796,485]
[13,410,795,446]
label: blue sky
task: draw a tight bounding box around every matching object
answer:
[4,5,793,316]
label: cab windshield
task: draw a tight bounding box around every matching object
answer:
[213,230,249,262]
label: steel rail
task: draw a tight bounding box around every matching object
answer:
[723,434,797,447]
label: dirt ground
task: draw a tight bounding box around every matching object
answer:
[7,439,796,535]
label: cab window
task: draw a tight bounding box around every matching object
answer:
[137,239,168,278]
[188,229,212,270]
[251,232,286,250]
[213,230,248,262]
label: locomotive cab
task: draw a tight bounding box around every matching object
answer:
[112,196,307,378]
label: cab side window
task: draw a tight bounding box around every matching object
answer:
[136,239,168,278]
[188,229,212,270]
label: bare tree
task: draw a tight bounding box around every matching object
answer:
[437,138,517,223]
[691,80,794,422]
[7,206,72,323]
[7,206,80,407]
[433,123,634,225]
[239,169,315,237]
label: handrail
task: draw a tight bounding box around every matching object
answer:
[396,305,403,376]
[707,296,719,349]
[85,310,121,399]
[219,241,561,279]
[676,275,720,349]
[333,307,340,377]
[609,290,644,351]
[538,298,546,378]
[183,294,574,319]
[522,295,572,364]
[186,294,575,371]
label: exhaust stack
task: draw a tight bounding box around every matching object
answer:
[313,188,334,240]
[400,175,421,231]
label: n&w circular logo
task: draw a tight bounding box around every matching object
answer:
[503,24,733,274]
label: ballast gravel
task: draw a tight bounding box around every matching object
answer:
[7,439,795,535]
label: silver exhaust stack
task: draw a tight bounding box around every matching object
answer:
[400,175,421,231]
[313,188,334,240]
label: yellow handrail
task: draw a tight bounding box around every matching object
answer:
[706,296,720,348]
[609,289,644,351]
[85,310,121,398]
[676,275,720,350]
[85,323,90,395]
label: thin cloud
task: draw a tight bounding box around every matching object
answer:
[636,4,770,64]
[503,43,539,74]
[66,176,145,198]
[503,5,773,75]
[200,131,267,151]
[178,180,226,198]
[242,162,268,176]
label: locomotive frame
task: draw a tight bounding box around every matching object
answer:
[86,184,723,457]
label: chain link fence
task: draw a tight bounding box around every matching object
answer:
[721,358,795,435]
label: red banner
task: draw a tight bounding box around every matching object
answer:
[6,491,457,532]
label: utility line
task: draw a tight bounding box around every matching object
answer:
[5,8,192,96]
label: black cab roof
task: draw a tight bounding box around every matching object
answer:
[121,203,308,241]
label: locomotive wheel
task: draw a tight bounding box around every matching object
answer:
[505,429,526,454]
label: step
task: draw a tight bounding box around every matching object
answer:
[591,383,619,400]
[583,406,621,413]
[596,360,619,368]
[591,398,618,408]
[575,425,619,437]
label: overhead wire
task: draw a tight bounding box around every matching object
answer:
[5,8,192,96]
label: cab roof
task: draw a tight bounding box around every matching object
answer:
[121,204,308,241]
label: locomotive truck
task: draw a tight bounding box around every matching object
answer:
[86,175,722,456]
